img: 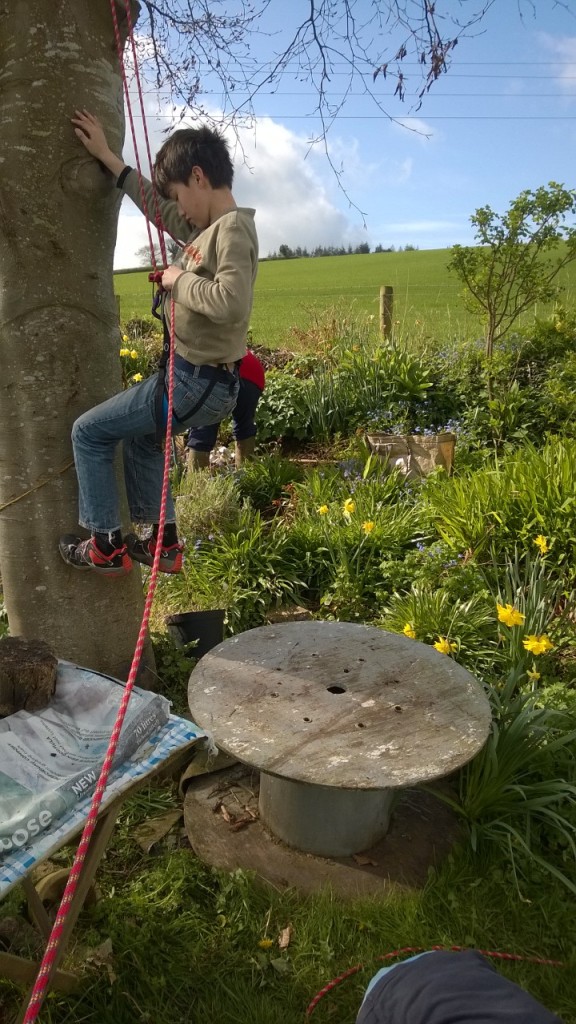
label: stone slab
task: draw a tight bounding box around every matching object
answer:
[183,765,460,897]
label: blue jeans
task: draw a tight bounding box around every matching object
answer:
[186,378,263,452]
[71,364,239,533]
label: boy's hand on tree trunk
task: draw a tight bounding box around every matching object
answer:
[71,109,125,178]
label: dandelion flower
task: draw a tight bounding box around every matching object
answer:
[119,348,130,357]
[403,623,416,639]
[362,521,375,534]
[433,636,457,655]
[258,938,273,949]
[534,535,549,555]
[343,498,356,515]
[317,504,329,516]
[522,634,554,656]
[132,372,143,383]
[496,602,525,627]
[130,349,139,359]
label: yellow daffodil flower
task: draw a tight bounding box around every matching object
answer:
[132,372,144,383]
[526,667,541,682]
[317,504,329,515]
[343,498,356,515]
[496,602,525,627]
[258,938,273,949]
[130,349,139,359]
[534,535,549,555]
[522,634,554,656]
[433,636,457,655]
[119,348,130,357]
[403,623,416,639]
[122,334,130,342]
[362,521,375,534]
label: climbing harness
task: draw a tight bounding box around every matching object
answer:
[21,4,176,1020]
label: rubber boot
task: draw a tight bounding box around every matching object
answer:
[235,436,256,468]
[187,449,211,472]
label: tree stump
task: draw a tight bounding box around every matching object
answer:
[0,637,58,716]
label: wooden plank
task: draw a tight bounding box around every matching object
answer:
[0,950,78,994]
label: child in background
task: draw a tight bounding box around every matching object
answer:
[186,347,265,470]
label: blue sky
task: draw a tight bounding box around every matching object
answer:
[115,2,576,267]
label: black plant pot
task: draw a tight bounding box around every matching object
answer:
[165,609,226,659]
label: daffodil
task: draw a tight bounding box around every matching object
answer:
[258,938,273,949]
[122,334,129,342]
[132,372,144,383]
[433,636,457,655]
[403,623,416,639]
[130,349,139,359]
[317,504,329,516]
[526,666,541,682]
[343,498,356,516]
[522,634,554,656]
[119,347,130,357]
[496,602,525,627]
[362,521,375,534]
[534,535,549,555]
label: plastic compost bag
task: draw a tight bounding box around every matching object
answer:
[0,661,170,856]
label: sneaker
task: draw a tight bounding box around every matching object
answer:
[125,533,184,574]
[59,534,133,577]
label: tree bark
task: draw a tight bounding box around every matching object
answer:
[0,0,155,684]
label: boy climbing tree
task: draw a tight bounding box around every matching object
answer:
[59,109,258,576]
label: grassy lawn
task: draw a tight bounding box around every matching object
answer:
[114,248,576,349]
[1,781,574,1024]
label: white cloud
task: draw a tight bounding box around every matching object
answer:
[113,100,365,266]
[539,33,576,92]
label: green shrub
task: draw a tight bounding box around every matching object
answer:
[255,370,311,441]
[433,664,576,894]
[170,508,306,633]
[235,454,304,512]
[176,472,242,539]
[423,438,576,574]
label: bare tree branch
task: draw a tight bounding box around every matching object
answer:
[123,0,574,210]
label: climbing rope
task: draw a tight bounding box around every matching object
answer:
[109,0,167,267]
[22,3,175,1019]
[305,944,566,1017]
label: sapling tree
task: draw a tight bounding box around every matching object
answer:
[448,182,576,361]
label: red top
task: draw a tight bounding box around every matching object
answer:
[240,349,265,391]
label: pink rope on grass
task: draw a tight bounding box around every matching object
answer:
[22,298,177,1023]
[305,945,566,1017]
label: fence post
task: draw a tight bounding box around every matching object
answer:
[379,285,393,339]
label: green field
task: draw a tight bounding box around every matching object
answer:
[115,248,576,349]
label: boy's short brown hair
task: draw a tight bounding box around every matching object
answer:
[154,126,234,196]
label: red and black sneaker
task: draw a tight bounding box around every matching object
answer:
[125,533,184,574]
[59,534,133,577]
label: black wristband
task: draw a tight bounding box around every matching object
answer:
[116,165,133,189]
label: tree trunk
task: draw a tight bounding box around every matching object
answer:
[0,1,155,684]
